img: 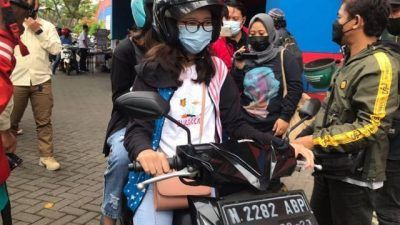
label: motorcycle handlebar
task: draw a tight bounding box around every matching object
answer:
[128,156,184,172]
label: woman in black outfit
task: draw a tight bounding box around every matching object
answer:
[232,13,303,137]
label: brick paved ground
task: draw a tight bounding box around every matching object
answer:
[0,72,316,224]
[2,72,111,225]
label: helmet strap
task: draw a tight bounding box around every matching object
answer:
[0,0,30,56]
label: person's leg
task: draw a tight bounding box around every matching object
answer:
[310,175,334,225]
[52,54,61,75]
[79,49,88,71]
[375,160,400,225]
[10,86,30,134]
[30,81,60,170]
[328,178,374,225]
[133,184,173,225]
[101,128,131,224]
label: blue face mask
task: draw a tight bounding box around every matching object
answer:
[223,20,242,36]
[131,0,147,29]
[178,25,213,54]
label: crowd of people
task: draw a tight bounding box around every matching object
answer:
[1,0,400,225]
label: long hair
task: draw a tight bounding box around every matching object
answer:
[144,44,216,86]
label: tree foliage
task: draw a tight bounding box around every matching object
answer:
[39,0,98,30]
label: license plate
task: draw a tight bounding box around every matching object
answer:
[219,190,318,225]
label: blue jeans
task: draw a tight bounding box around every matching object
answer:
[133,184,173,225]
[51,54,61,75]
[101,128,130,219]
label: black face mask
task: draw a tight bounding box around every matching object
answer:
[387,18,400,36]
[249,36,270,52]
[332,19,354,46]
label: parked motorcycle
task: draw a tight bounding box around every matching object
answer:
[60,44,79,75]
[116,91,322,225]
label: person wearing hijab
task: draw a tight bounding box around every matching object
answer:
[231,13,303,137]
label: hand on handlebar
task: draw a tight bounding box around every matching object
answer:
[136,149,170,175]
[290,143,315,170]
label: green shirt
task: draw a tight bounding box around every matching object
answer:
[0,184,8,211]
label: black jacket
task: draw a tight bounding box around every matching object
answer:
[123,61,282,161]
[103,38,144,156]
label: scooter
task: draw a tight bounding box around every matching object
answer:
[60,44,79,75]
[116,91,322,225]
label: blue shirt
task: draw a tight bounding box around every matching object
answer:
[61,35,72,45]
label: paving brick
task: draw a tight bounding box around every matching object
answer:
[30,217,53,225]
[25,188,52,198]
[8,190,30,201]
[90,197,103,205]
[79,190,102,198]
[13,212,42,223]
[51,199,75,210]
[10,204,31,214]
[58,192,83,201]
[34,182,61,190]
[70,196,94,208]
[13,221,30,225]
[59,206,88,216]
[50,215,77,225]
[36,194,64,203]
[48,186,72,196]
[67,184,90,194]
[24,203,47,214]
[81,203,101,212]
[37,209,66,219]
[73,211,99,224]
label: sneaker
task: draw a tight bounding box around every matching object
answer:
[39,157,61,171]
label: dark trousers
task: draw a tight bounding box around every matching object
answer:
[375,160,400,225]
[310,175,376,225]
[79,48,88,71]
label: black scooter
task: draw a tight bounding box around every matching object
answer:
[116,91,322,225]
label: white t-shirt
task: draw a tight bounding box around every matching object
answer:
[159,65,216,157]
[78,31,88,49]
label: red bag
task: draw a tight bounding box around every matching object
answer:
[0,141,10,185]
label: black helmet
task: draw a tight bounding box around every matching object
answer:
[153,0,224,45]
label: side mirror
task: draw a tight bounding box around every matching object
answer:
[298,98,321,120]
[115,91,170,121]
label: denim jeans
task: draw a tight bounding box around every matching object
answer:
[375,160,400,225]
[51,54,61,75]
[101,128,130,219]
[133,184,173,225]
[310,175,376,225]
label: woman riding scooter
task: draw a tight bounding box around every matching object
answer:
[123,1,314,224]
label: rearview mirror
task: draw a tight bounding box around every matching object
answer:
[298,99,321,120]
[115,91,170,121]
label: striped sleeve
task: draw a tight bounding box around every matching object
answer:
[0,32,16,113]
[312,52,399,152]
